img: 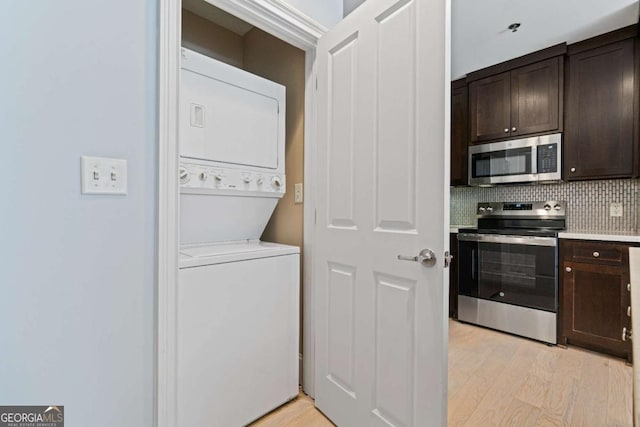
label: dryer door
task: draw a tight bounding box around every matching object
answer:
[180,49,285,170]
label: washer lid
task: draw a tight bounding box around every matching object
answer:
[179,241,299,268]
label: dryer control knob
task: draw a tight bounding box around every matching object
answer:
[199,172,207,181]
[244,176,252,184]
[271,176,282,189]
[179,167,189,184]
[214,173,223,182]
[257,176,264,185]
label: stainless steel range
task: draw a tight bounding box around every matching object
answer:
[457,201,566,344]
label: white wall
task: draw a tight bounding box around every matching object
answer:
[282,0,343,28]
[0,1,156,426]
[343,0,366,16]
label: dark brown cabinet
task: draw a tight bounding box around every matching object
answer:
[560,239,633,361]
[469,72,510,142]
[449,233,458,318]
[565,36,639,180]
[451,81,468,186]
[469,57,562,143]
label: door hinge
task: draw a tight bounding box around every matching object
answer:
[315,77,318,90]
[444,251,453,268]
[314,209,317,224]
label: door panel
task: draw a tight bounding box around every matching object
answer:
[372,273,416,427]
[374,0,417,233]
[328,34,359,230]
[315,0,448,425]
[327,263,357,397]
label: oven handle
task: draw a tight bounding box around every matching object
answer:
[457,233,557,247]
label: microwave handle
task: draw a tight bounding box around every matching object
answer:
[531,144,537,174]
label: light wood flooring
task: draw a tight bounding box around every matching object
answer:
[252,320,633,426]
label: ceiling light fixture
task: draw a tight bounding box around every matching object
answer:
[508,23,521,32]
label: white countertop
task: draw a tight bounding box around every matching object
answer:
[558,231,640,243]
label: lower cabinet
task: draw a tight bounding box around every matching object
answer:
[559,239,633,361]
[449,233,458,318]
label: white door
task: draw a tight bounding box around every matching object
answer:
[314,0,449,425]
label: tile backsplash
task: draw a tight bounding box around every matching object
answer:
[451,179,640,232]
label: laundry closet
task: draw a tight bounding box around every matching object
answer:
[176,1,307,425]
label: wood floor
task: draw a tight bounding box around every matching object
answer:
[252,320,633,426]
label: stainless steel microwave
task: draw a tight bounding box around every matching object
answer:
[468,133,562,185]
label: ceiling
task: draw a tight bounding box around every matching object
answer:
[183,0,254,36]
[452,0,639,79]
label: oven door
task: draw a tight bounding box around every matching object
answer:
[457,234,558,312]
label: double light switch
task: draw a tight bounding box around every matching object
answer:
[81,156,128,195]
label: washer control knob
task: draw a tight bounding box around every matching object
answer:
[179,166,189,184]
[257,176,264,185]
[214,173,223,182]
[244,176,252,184]
[554,204,561,211]
[544,204,552,211]
[486,206,494,213]
[199,172,207,181]
[271,176,282,189]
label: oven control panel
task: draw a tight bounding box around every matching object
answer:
[477,201,566,217]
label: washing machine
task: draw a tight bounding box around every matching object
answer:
[177,48,299,426]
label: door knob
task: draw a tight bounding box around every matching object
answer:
[504,128,509,133]
[398,249,436,266]
[622,327,632,341]
[512,126,517,132]
[565,267,572,272]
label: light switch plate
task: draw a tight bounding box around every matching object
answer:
[294,183,303,204]
[610,202,623,217]
[81,156,128,195]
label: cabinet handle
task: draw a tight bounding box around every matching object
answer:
[570,167,576,173]
[622,327,632,341]
[593,251,600,258]
[512,126,517,132]
[628,283,631,292]
[504,128,509,133]
[565,267,572,272]
[628,306,632,317]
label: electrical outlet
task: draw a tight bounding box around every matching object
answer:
[294,183,303,204]
[81,156,128,195]
[610,202,623,217]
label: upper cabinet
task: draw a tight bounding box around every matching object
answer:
[565,28,639,180]
[451,80,468,186]
[468,54,563,144]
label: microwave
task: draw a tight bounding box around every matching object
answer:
[468,133,562,185]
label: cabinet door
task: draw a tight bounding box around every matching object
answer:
[510,57,560,137]
[451,84,468,185]
[562,261,631,358]
[565,38,637,180]
[469,72,511,143]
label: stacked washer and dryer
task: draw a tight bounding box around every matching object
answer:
[177,48,300,426]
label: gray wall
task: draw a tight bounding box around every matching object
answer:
[0,1,157,426]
